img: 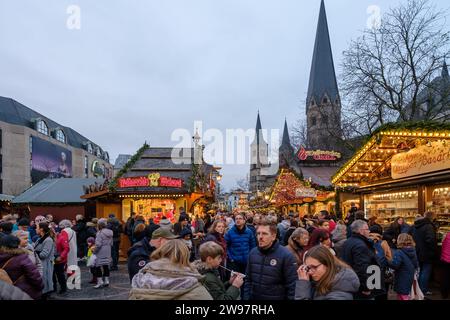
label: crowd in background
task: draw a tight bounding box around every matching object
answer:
[1,204,449,301]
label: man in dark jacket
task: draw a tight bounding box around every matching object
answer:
[145,218,160,240]
[72,215,88,259]
[224,213,256,275]
[107,214,123,271]
[243,219,297,300]
[410,211,437,295]
[124,212,136,243]
[340,219,387,300]
[127,228,177,281]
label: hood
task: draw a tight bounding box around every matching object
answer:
[280,220,290,229]
[132,258,203,292]
[86,222,96,227]
[401,247,418,261]
[0,246,29,256]
[329,267,360,294]
[414,218,432,228]
[192,260,214,276]
[100,228,113,239]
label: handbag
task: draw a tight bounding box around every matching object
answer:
[410,271,424,300]
[86,254,97,267]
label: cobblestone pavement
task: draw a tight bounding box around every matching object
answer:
[49,262,131,300]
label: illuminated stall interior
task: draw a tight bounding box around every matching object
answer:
[332,123,450,243]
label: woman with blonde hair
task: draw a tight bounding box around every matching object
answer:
[129,239,212,300]
[388,233,419,300]
[295,245,359,300]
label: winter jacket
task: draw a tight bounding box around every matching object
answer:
[86,225,97,239]
[72,219,88,247]
[224,225,256,265]
[93,228,113,267]
[411,218,437,263]
[0,247,43,300]
[33,235,55,294]
[277,220,290,243]
[388,247,419,295]
[127,237,155,282]
[0,280,32,300]
[55,231,70,265]
[243,241,298,300]
[340,234,387,298]
[246,224,256,238]
[441,232,450,263]
[107,218,122,242]
[283,227,296,246]
[295,267,360,300]
[129,258,213,300]
[194,261,240,300]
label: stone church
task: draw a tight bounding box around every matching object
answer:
[249,0,343,193]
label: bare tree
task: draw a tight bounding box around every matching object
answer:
[235,174,250,191]
[341,0,450,133]
[290,117,308,151]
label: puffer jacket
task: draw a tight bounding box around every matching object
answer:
[410,218,437,263]
[0,280,32,300]
[0,247,43,300]
[224,225,256,264]
[193,260,240,300]
[243,241,298,300]
[441,232,450,263]
[295,267,360,300]
[127,237,155,282]
[129,258,212,300]
[340,234,387,298]
[388,247,419,295]
[93,228,113,267]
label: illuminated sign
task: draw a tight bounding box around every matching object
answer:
[297,146,341,161]
[391,140,450,179]
[118,174,183,188]
[295,187,317,198]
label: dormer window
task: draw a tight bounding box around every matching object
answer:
[55,129,66,143]
[96,147,102,158]
[86,143,93,154]
[323,97,328,104]
[37,120,49,135]
[104,152,110,162]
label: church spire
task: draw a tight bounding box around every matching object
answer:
[306,0,339,110]
[281,118,291,147]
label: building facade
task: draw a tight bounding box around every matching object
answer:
[0,96,113,196]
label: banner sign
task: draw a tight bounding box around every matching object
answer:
[118,174,183,188]
[31,136,72,184]
[295,187,317,198]
[297,146,341,161]
[391,140,450,179]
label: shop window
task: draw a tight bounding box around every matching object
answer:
[364,189,418,227]
[426,184,450,244]
[37,120,49,135]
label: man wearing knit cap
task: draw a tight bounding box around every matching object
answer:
[127,228,177,282]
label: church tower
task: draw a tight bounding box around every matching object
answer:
[306,0,342,150]
[250,112,270,192]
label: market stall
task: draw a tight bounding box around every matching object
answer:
[332,122,450,244]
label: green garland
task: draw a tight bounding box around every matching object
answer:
[188,163,200,193]
[109,142,150,192]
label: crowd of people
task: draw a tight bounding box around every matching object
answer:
[0,205,449,301]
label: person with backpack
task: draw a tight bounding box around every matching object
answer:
[0,235,43,300]
[107,214,122,271]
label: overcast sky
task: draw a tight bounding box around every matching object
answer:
[0,0,448,191]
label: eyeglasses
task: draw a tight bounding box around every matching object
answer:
[305,263,322,273]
